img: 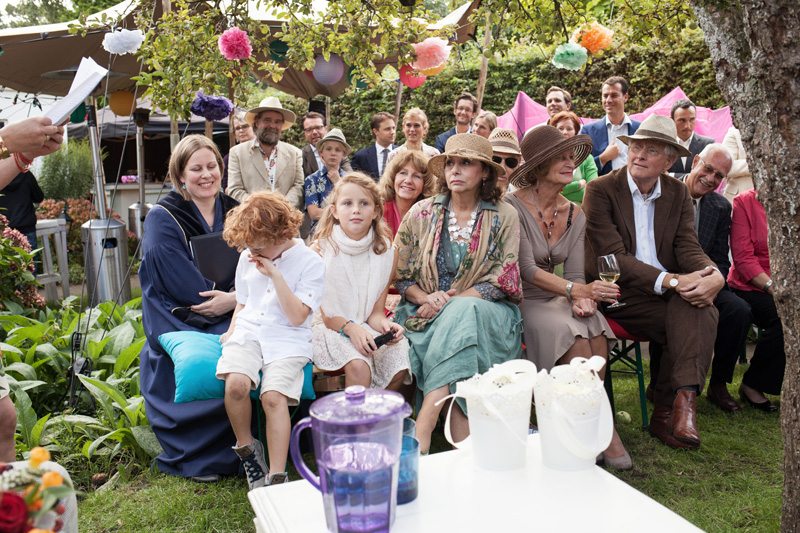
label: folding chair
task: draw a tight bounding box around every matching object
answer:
[604,318,649,428]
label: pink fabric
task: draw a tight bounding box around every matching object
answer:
[727,189,770,292]
[496,86,733,144]
[384,198,402,237]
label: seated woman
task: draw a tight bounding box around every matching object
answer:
[504,126,630,469]
[139,135,240,481]
[728,188,784,412]
[388,108,440,161]
[547,111,598,205]
[379,150,436,236]
[473,111,497,139]
[393,134,523,454]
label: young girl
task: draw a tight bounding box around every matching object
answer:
[311,173,412,390]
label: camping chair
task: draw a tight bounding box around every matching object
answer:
[604,318,649,428]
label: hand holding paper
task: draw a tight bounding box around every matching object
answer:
[44,57,108,126]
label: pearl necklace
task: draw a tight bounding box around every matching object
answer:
[447,199,478,243]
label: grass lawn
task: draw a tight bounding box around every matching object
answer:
[77,358,782,532]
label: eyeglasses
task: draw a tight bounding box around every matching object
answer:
[303,126,325,133]
[629,143,664,157]
[234,125,251,132]
[697,158,727,181]
[492,156,520,168]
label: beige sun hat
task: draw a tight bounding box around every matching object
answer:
[316,128,352,156]
[617,114,692,157]
[427,134,505,179]
[245,97,296,130]
[488,128,521,156]
[509,125,593,188]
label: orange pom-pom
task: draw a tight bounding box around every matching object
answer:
[571,21,614,54]
[29,447,50,468]
[42,471,64,488]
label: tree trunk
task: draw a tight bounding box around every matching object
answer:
[689,1,799,530]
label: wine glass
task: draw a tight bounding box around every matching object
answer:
[598,254,625,308]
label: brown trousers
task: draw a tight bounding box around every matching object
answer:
[604,290,718,406]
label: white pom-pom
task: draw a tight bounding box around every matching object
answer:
[102,29,145,55]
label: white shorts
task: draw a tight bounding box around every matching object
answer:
[216,340,307,406]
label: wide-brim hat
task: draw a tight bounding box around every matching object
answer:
[616,114,692,157]
[488,128,521,156]
[428,134,505,179]
[316,128,352,156]
[245,96,296,130]
[509,125,593,188]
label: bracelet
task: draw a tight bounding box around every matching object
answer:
[565,281,573,301]
[763,279,773,292]
[13,152,31,173]
[339,320,354,338]
[17,152,33,166]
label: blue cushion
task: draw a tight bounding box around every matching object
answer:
[158,331,316,404]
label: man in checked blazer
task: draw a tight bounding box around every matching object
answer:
[582,114,726,451]
[226,97,304,210]
[650,144,752,414]
[668,99,715,178]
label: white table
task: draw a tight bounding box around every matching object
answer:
[249,435,702,532]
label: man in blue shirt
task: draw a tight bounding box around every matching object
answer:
[434,92,478,153]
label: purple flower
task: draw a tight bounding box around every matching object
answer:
[191,91,234,121]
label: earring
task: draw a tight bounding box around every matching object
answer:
[181,184,186,190]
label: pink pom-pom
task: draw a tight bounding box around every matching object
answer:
[218,27,252,60]
[411,37,451,71]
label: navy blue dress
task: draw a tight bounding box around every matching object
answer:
[139,190,242,477]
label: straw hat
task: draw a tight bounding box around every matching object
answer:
[245,97,296,130]
[617,114,692,157]
[488,128,521,156]
[316,128,352,156]
[428,134,505,179]
[509,126,593,188]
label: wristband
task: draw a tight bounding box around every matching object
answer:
[13,153,31,173]
[17,152,33,166]
[763,279,773,292]
[339,320,354,338]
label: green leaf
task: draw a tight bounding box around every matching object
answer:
[107,321,136,356]
[10,385,37,449]
[132,425,164,458]
[30,413,51,448]
[4,361,37,380]
[0,342,22,355]
[115,337,145,376]
[77,374,115,424]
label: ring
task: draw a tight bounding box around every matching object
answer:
[45,135,50,142]
[435,298,440,302]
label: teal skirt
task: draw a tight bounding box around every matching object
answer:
[394,296,523,412]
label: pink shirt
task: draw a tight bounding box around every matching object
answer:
[727,189,769,292]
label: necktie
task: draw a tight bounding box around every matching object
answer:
[380,148,389,177]
[693,198,700,232]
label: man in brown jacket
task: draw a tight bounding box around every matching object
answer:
[582,114,725,449]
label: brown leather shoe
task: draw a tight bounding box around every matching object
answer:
[668,389,701,447]
[707,382,743,413]
[648,404,696,449]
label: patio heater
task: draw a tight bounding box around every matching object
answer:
[128,108,152,260]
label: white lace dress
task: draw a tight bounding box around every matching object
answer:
[312,237,412,389]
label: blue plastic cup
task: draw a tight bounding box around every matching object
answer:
[403,418,416,439]
[397,436,419,505]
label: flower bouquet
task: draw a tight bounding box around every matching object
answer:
[0,448,77,533]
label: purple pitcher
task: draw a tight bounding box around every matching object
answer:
[290,386,411,533]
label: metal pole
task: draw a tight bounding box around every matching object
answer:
[136,125,146,206]
[86,96,108,219]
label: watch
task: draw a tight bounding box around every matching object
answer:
[0,135,9,160]
[668,275,679,289]
[763,279,773,292]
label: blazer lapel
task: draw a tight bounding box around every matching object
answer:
[653,175,673,253]
[698,199,717,250]
[368,146,379,175]
[613,169,637,251]
[250,146,269,184]
[274,143,288,190]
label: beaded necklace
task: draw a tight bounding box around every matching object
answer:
[447,199,478,244]
[530,187,558,272]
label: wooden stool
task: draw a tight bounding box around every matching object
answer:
[35,219,70,303]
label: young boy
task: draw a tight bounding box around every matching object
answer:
[304,128,352,231]
[217,191,326,490]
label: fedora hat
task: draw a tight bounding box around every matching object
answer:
[428,134,505,179]
[245,97,296,130]
[616,114,692,157]
[316,128,352,156]
[488,128,521,156]
[509,125,593,188]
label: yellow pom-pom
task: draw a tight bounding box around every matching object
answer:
[41,471,64,488]
[29,447,50,468]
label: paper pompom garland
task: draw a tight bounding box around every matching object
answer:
[551,42,588,71]
[191,91,234,121]
[411,37,451,71]
[218,27,252,60]
[399,65,426,88]
[571,21,614,54]
[102,28,145,55]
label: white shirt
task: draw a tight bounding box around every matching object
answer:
[627,171,668,294]
[606,115,633,170]
[310,145,324,173]
[229,240,326,363]
[677,133,693,170]
[375,142,392,177]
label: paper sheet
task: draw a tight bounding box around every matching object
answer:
[44,57,108,125]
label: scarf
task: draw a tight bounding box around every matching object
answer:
[394,194,522,331]
[319,225,394,324]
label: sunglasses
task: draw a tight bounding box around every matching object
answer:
[492,155,520,168]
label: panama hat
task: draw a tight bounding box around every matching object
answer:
[245,97,296,130]
[316,128,352,156]
[509,126,593,188]
[488,128,522,156]
[616,114,692,157]
[427,134,505,179]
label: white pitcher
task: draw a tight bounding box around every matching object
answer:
[533,356,613,471]
[437,359,537,471]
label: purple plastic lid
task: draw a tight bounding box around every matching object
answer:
[310,385,411,424]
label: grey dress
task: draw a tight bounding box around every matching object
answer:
[505,194,616,371]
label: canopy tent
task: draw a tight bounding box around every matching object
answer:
[0,0,479,100]
[497,87,733,142]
